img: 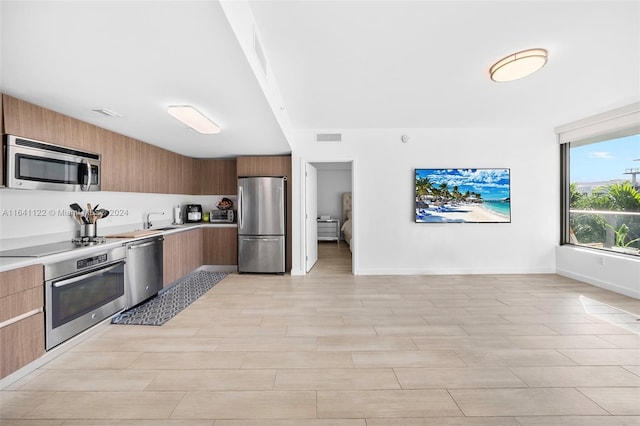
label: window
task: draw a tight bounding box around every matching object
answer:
[558,103,640,257]
[562,133,640,256]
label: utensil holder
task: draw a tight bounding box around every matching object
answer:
[80,223,97,238]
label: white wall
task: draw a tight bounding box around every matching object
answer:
[0,189,235,250]
[292,127,559,275]
[315,168,352,224]
[556,239,640,299]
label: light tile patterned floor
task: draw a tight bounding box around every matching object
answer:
[1,242,639,425]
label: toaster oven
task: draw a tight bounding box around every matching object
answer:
[210,209,234,223]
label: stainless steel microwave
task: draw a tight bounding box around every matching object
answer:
[4,135,101,191]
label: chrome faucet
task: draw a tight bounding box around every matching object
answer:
[144,211,165,229]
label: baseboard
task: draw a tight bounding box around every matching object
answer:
[198,265,238,273]
[556,268,640,299]
[356,267,556,276]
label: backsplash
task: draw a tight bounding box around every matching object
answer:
[0,188,236,250]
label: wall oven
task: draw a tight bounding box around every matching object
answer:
[5,134,101,191]
[44,246,126,350]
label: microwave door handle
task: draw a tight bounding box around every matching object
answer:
[79,160,91,191]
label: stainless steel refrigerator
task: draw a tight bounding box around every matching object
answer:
[237,176,286,273]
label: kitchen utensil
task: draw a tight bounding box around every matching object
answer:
[69,203,83,213]
[96,209,109,218]
[72,212,84,225]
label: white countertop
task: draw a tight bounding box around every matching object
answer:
[0,222,237,273]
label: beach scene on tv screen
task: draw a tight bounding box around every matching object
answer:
[415,168,511,223]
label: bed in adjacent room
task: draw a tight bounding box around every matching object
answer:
[342,192,353,251]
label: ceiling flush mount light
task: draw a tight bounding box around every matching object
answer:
[489,48,548,82]
[167,105,220,134]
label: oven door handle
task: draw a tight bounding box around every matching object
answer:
[52,260,124,288]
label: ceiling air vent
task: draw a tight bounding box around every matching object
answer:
[316,133,342,142]
[253,27,267,77]
[92,108,122,117]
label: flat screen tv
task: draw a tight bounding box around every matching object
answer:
[415,168,511,223]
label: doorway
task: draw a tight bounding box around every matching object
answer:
[305,161,353,274]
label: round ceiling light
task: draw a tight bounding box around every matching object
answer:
[490,48,548,82]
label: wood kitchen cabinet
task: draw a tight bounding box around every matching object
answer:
[1,94,289,197]
[203,227,238,265]
[236,155,291,177]
[163,229,203,287]
[2,94,194,195]
[0,264,45,379]
[197,158,237,195]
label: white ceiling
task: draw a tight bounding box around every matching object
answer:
[0,0,290,158]
[1,1,639,159]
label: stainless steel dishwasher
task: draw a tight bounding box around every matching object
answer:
[124,236,163,308]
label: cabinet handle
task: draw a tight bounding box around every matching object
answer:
[0,308,43,329]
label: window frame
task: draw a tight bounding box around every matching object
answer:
[557,103,640,254]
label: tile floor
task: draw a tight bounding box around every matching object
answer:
[1,242,639,425]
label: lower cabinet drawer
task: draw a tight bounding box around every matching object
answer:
[0,312,45,379]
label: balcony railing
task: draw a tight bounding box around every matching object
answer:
[569,209,640,256]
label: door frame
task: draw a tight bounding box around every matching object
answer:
[301,159,356,275]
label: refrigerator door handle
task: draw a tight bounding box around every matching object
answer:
[238,185,243,229]
[278,183,284,225]
[242,237,280,242]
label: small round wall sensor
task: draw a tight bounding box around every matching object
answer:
[401,135,410,143]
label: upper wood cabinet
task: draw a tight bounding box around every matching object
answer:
[1,95,285,199]
[197,158,237,195]
[1,94,206,195]
[237,155,291,177]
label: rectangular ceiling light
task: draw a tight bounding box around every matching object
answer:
[168,105,220,134]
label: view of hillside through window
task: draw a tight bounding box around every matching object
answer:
[569,134,640,256]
